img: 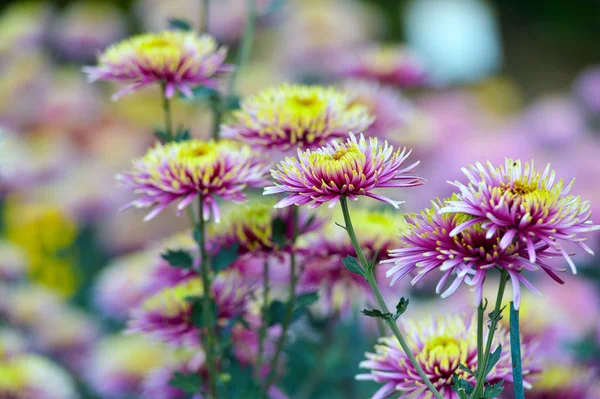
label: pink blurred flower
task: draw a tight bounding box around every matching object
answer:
[83,30,232,100]
[264,133,424,209]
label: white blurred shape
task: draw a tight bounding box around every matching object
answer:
[404,0,503,84]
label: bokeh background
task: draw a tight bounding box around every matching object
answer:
[1,0,599,398]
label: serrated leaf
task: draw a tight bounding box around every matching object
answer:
[161,249,194,269]
[342,256,365,278]
[189,296,217,328]
[451,374,474,397]
[169,371,202,393]
[457,363,476,376]
[485,345,502,376]
[368,250,380,269]
[268,300,286,326]
[361,309,392,319]
[295,292,319,308]
[213,243,240,272]
[271,217,287,247]
[168,18,192,31]
[483,380,504,398]
[393,297,409,320]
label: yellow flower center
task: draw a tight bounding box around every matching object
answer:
[138,37,174,51]
[423,335,461,358]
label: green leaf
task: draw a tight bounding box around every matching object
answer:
[188,296,217,328]
[168,18,193,31]
[174,127,191,142]
[368,250,380,269]
[483,380,504,398]
[153,128,171,143]
[213,243,240,272]
[223,95,241,111]
[342,256,365,278]
[360,309,392,319]
[485,345,502,376]
[271,217,287,247]
[393,297,409,320]
[169,371,202,393]
[161,249,194,269]
[193,229,202,247]
[457,363,476,376]
[189,86,219,101]
[451,374,474,398]
[295,292,319,308]
[268,300,287,326]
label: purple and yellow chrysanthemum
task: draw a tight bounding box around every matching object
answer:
[86,334,173,399]
[264,132,424,209]
[442,159,599,273]
[339,45,426,88]
[298,207,406,316]
[0,354,79,399]
[117,139,270,222]
[384,197,562,308]
[357,313,539,399]
[527,363,600,399]
[221,84,374,151]
[128,271,250,346]
[83,30,232,100]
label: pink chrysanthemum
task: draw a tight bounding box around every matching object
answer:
[264,133,424,209]
[339,44,427,88]
[442,159,600,273]
[83,30,232,100]
[117,139,270,222]
[221,84,374,151]
[384,198,562,308]
[528,362,600,399]
[128,271,250,346]
[357,313,539,399]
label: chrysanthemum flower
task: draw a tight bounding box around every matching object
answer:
[128,272,250,346]
[442,159,599,273]
[83,30,232,100]
[221,84,374,151]
[117,139,270,222]
[0,354,78,399]
[339,44,426,88]
[86,334,173,399]
[384,197,562,308]
[357,313,539,399]
[528,363,600,399]
[298,207,406,316]
[264,132,424,209]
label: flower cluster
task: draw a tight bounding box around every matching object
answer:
[385,159,599,308]
[221,84,374,151]
[83,30,232,100]
[357,313,539,399]
[264,132,424,209]
[117,139,270,222]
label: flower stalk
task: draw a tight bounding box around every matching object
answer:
[197,196,217,398]
[228,0,257,96]
[339,197,444,399]
[161,84,173,140]
[255,259,270,379]
[510,301,525,399]
[470,270,509,399]
[263,207,299,396]
[200,0,210,34]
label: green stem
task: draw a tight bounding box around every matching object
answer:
[228,0,257,96]
[200,0,209,33]
[197,196,217,398]
[263,207,299,396]
[161,84,173,140]
[477,300,486,372]
[255,259,270,379]
[510,302,524,399]
[339,197,444,399]
[470,271,508,399]
[210,96,222,141]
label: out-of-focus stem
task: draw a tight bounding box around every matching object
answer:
[470,270,508,399]
[263,207,298,396]
[161,84,173,140]
[255,259,270,379]
[200,0,209,34]
[510,301,524,399]
[228,0,257,95]
[339,197,444,399]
